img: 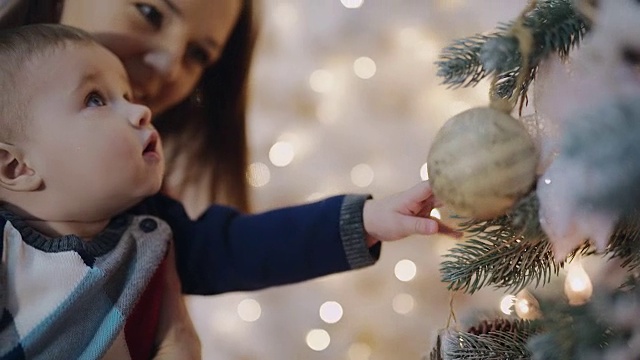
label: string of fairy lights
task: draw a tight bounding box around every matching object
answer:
[224,258,593,355]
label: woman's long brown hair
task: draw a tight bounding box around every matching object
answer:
[155,1,258,213]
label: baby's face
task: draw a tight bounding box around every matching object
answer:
[20,42,164,218]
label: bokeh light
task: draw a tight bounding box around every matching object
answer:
[247,162,271,187]
[500,295,516,315]
[237,298,262,322]
[353,57,377,79]
[306,329,331,351]
[394,259,417,282]
[319,301,344,324]
[392,293,415,314]
[340,0,364,9]
[309,69,335,93]
[420,163,429,180]
[269,141,295,167]
[351,164,375,187]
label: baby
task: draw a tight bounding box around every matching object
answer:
[0,24,199,359]
[0,22,454,360]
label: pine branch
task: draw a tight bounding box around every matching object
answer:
[436,0,588,101]
[607,214,640,271]
[428,277,640,359]
[428,319,542,360]
[435,32,499,89]
[527,275,640,359]
[440,192,564,294]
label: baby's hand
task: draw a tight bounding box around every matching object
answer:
[362,181,461,246]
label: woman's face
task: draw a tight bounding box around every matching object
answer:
[60,0,242,115]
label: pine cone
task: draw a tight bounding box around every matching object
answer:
[467,318,521,335]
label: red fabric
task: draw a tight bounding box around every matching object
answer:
[125,258,166,360]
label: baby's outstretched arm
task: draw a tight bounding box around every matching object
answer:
[153,244,202,359]
[363,181,461,246]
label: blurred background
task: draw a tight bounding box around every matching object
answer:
[185,1,532,359]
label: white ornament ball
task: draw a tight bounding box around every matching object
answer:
[427,107,538,220]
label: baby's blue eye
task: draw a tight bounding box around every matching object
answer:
[86,92,106,107]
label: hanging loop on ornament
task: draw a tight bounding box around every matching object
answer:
[446,292,458,329]
[489,0,537,115]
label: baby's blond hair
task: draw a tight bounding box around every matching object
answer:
[0,24,96,142]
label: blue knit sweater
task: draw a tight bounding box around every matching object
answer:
[133,193,381,295]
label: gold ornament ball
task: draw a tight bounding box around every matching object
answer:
[427,107,537,220]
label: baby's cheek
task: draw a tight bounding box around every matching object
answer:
[102,135,140,159]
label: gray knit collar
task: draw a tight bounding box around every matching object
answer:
[0,207,131,257]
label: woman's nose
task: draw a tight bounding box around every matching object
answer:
[144,48,182,81]
[129,103,153,127]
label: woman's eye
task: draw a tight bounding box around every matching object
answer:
[85,92,106,107]
[187,45,211,66]
[135,3,164,29]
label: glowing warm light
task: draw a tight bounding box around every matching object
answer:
[500,295,516,315]
[420,163,429,180]
[514,290,541,320]
[309,69,335,93]
[269,141,295,167]
[394,259,417,282]
[237,298,262,322]
[247,162,271,187]
[306,329,331,351]
[430,209,441,220]
[341,0,364,9]
[273,3,298,29]
[392,293,415,314]
[564,261,593,305]
[353,57,376,79]
[516,299,530,315]
[319,301,343,324]
[348,342,372,360]
[351,164,374,187]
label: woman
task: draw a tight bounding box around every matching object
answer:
[0,0,255,216]
[0,0,449,295]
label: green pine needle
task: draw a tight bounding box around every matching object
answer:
[606,214,640,271]
[435,33,498,88]
[527,294,615,359]
[439,192,598,295]
[440,192,562,294]
[436,0,588,101]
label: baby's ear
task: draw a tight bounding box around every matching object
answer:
[0,142,42,191]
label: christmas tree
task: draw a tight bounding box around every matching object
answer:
[427,0,640,358]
